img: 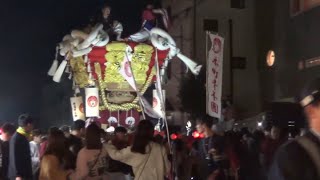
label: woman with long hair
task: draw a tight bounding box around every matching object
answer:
[104,120,170,180]
[39,130,74,180]
[70,123,109,180]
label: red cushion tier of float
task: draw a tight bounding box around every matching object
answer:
[88,42,169,81]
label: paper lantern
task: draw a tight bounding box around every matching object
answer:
[85,87,99,117]
[70,96,85,121]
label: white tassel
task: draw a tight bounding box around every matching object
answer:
[176,53,202,75]
[75,87,80,95]
[48,46,59,76]
[53,60,68,83]
[87,63,91,73]
[48,59,58,76]
[65,65,70,73]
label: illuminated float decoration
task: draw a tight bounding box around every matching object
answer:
[47,22,201,127]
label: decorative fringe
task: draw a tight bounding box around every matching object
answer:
[47,59,58,76]
[53,60,68,83]
[48,46,59,76]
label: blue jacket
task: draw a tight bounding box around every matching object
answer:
[8,132,32,179]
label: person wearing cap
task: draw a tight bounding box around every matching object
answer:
[8,114,34,180]
[269,78,320,180]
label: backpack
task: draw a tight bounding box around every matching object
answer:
[296,135,320,178]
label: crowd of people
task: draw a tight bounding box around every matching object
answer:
[0,81,320,180]
[171,78,320,180]
[0,116,170,180]
[171,117,288,180]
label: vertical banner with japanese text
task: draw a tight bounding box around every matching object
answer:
[70,96,85,121]
[207,33,224,118]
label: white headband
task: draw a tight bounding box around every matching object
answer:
[300,90,319,107]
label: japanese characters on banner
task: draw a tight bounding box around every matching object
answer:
[207,33,224,119]
[85,87,100,117]
[70,96,85,121]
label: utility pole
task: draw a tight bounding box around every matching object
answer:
[229,19,234,103]
[193,0,197,60]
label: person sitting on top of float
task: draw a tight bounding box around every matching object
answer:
[100,4,123,41]
[127,2,170,42]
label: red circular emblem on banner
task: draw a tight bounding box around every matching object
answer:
[153,97,158,108]
[87,96,98,107]
[124,61,132,77]
[213,38,222,53]
[79,103,84,113]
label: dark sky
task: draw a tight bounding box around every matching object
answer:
[0,0,145,127]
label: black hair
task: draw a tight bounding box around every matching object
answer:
[115,126,127,134]
[48,126,59,134]
[2,123,16,135]
[197,115,215,128]
[32,129,41,137]
[131,120,154,154]
[44,130,70,167]
[86,123,102,150]
[18,114,33,127]
[60,125,70,133]
[72,120,85,131]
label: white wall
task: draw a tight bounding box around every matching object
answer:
[163,0,261,121]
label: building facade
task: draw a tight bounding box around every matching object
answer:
[164,0,261,122]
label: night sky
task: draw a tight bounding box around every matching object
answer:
[0,0,146,127]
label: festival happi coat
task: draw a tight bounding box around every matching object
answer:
[47,6,201,127]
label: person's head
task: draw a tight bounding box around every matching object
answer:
[146,4,154,9]
[253,130,265,141]
[85,123,102,150]
[72,120,85,137]
[196,115,214,134]
[131,120,154,154]
[49,126,59,134]
[32,129,42,144]
[271,126,281,140]
[114,126,127,141]
[241,127,251,141]
[300,78,320,132]
[44,129,67,161]
[263,126,271,137]
[60,125,71,138]
[41,135,48,143]
[18,114,34,133]
[1,123,16,141]
[102,5,111,19]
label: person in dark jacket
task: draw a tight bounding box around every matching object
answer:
[8,114,34,180]
[195,115,227,180]
[0,123,16,179]
[269,78,320,180]
[69,120,85,157]
[108,126,133,178]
